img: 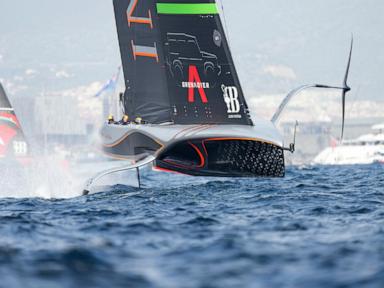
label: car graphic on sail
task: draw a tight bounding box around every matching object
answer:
[164,33,221,83]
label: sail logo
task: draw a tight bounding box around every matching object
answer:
[126,0,159,62]
[222,85,241,114]
[182,82,210,89]
[183,65,209,103]
[13,141,28,156]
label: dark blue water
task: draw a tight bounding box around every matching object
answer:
[0,165,383,288]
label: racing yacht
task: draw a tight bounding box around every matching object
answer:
[85,0,353,192]
[314,124,384,165]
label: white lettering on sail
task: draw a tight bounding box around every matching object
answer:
[222,85,240,114]
[182,82,210,89]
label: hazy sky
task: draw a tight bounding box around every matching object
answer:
[0,0,383,102]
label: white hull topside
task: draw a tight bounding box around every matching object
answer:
[100,119,284,152]
[313,145,384,165]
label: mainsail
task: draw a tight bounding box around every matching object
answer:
[0,83,12,109]
[113,0,253,125]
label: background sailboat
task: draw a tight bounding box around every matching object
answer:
[0,83,29,160]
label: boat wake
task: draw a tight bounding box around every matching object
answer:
[0,154,142,199]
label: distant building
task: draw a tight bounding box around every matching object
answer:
[33,94,91,148]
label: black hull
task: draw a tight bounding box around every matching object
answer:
[154,138,285,178]
[101,124,286,178]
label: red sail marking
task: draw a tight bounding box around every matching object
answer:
[0,125,17,156]
[188,65,208,104]
[0,112,20,128]
[189,142,205,168]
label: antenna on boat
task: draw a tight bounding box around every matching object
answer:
[272,37,353,141]
[283,120,299,153]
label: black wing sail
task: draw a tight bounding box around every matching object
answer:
[0,83,12,109]
[113,0,253,125]
[114,0,171,123]
[158,0,253,125]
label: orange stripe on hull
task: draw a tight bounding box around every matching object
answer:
[204,137,280,147]
[152,166,188,176]
[189,142,205,168]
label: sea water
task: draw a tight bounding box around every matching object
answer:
[0,164,383,288]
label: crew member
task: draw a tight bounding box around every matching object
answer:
[107,115,115,124]
[119,115,130,125]
[134,117,143,124]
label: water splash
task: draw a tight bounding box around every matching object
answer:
[0,156,80,199]
[0,154,141,199]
